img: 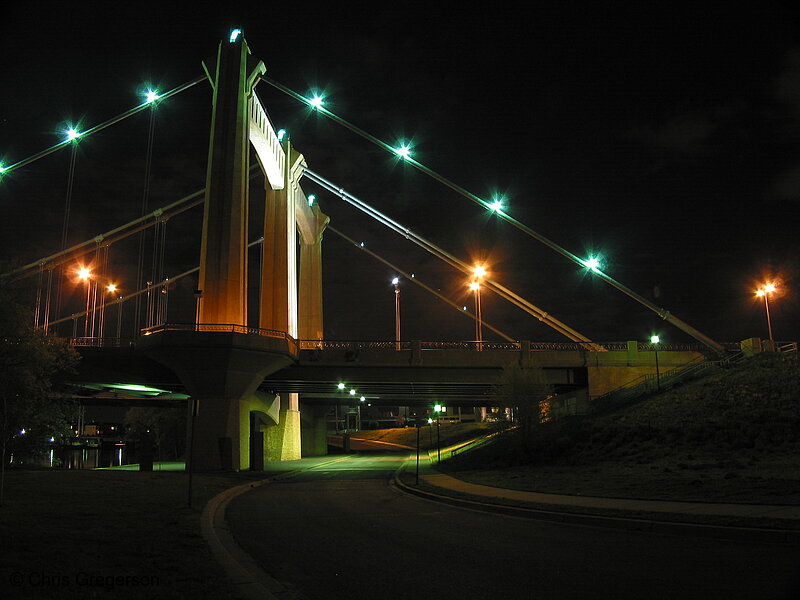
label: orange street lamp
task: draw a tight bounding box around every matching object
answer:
[470,264,487,351]
[76,266,93,337]
[98,283,119,342]
[755,283,777,346]
[392,277,401,350]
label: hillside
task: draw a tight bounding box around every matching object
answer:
[439,352,800,503]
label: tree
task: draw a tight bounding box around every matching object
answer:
[0,281,80,502]
[492,359,554,445]
[124,406,186,461]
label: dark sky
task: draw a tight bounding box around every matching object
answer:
[2,4,799,347]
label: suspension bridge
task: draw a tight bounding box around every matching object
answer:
[2,31,745,470]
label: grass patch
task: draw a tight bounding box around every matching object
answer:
[350,421,495,449]
[439,353,800,504]
[0,468,267,600]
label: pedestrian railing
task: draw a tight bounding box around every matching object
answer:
[137,323,298,354]
[592,351,747,412]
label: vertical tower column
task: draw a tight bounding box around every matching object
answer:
[198,37,265,326]
[260,143,301,337]
[298,203,329,343]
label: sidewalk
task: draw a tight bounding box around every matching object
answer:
[395,449,800,544]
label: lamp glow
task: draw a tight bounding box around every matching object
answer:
[584,257,602,272]
[395,144,412,159]
[229,29,242,43]
[310,95,324,109]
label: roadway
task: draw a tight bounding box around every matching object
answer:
[225,446,800,600]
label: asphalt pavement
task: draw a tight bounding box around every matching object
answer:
[212,450,800,599]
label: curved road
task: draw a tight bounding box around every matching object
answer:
[226,449,800,600]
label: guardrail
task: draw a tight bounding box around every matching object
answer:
[138,323,299,354]
[592,351,747,412]
[68,337,135,348]
[296,340,714,352]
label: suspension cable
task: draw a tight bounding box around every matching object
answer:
[53,142,80,324]
[327,224,515,342]
[135,102,158,333]
[2,189,205,281]
[4,162,267,282]
[0,76,206,176]
[303,167,599,348]
[263,77,724,354]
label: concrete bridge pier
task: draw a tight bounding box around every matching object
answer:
[140,330,295,471]
[300,404,330,456]
[263,393,301,461]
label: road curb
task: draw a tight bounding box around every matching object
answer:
[392,470,800,545]
[201,456,352,600]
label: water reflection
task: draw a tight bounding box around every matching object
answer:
[48,442,138,469]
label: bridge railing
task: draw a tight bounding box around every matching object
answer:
[296,340,712,352]
[68,337,136,348]
[591,351,747,413]
[139,323,299,353]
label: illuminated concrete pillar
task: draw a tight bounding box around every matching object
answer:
[141,35,300,472]
[259,144,305,461]
[260,184,291,332]
[265,393,301,461]
[260,143,302,337]
[301,404,330,457]
[198,36,265,326]
[298,204,329,343]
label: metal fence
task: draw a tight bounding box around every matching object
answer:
[295,340,714,352]
[592,351,747,411]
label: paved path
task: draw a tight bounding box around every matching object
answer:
[224,453,800,600]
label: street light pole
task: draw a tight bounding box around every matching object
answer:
[77,267,92,338]
[470,265,487,351]
[650,335,661,392]
[392,277,401,350]
[434,404,442,462]
[756,284,776,347]
[415,422,420,485]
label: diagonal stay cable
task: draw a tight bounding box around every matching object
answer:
[263,77,723,354]
[3,164,264,281]
[326,224,515,342]
[303,167,601,349]
[0,76,207,176]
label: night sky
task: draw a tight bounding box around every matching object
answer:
[2,5,799,347]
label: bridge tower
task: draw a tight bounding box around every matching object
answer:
[141,32,327,470]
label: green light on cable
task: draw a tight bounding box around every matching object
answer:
[395,144,412,160]
[584,256,602,273]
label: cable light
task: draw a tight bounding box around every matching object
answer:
[262,76,725,354]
